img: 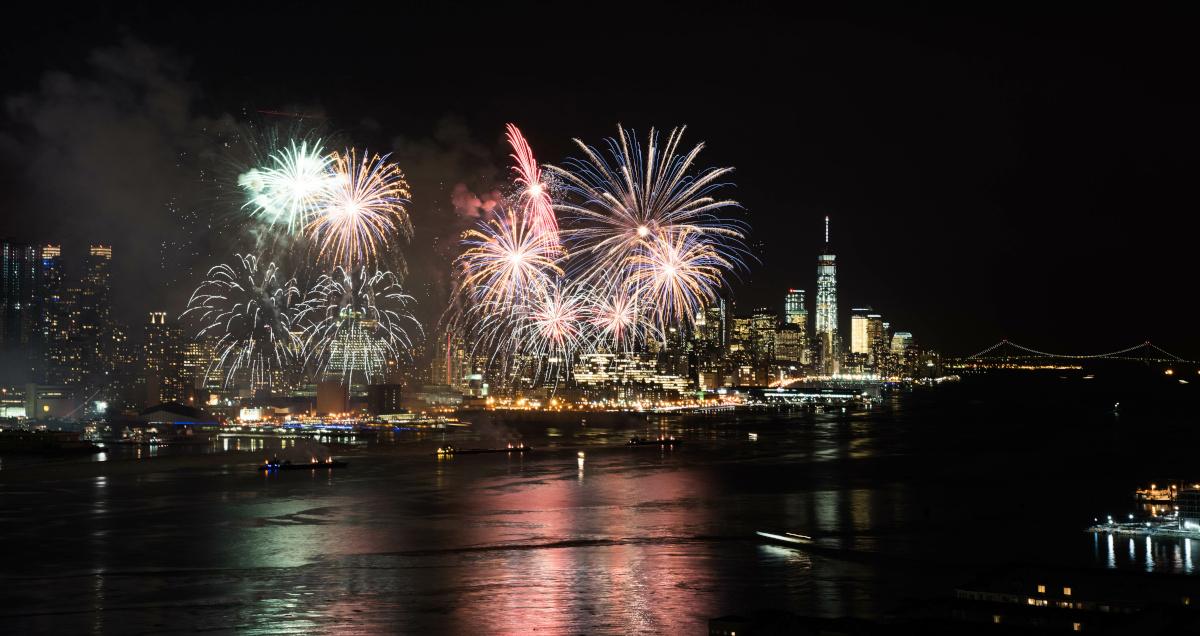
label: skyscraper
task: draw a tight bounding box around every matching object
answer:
[750,307,778,366]
[1,241,38,369]
[784,289,807,327]
[76,245,114,394]
[850,307,871,354]
[144,311,185,405]
[37,245,69,384]
[182,336,217,395]
[814,216,839,374]
[326,309,384,385]
[866,313,885,365]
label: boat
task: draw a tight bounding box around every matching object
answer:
[756,530,814,546]
[627,436,682,447]
[436,442,531,456]
[259,457,348,471]
[1135,483,1176,502]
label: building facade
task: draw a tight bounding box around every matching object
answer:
[814,217,839,375]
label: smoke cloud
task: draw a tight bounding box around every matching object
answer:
[0,38,235,329]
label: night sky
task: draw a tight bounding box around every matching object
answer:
[1,7,1194,356]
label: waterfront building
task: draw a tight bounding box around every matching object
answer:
[75,245,114,396]
[367,383,403,416]
[182,336,218,394]
[325,309,384,385]
[750,307,777,367]
[891,331,914,354]
[814,216,839,375]
[849,307,871,354]
[573,352,688,401]
[1178,489,1200,531]
[37,245,70,385]
[867,313,886,365]
[782,289,810,365]
[144,311,185,406]
[703,300,726,349]
[774,323,807,373]
[784,289,807,327]
[1,240,38,359]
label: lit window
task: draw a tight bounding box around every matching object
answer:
[1184,597,1191,606]
[1073,622,1082,632]
[1064,587,1072,596]
[993,615,1002,624]
[1037,584,1046,593]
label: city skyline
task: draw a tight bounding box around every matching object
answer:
[0,10,1193,357]
[4,10,1199,635]
[3,215,930,415]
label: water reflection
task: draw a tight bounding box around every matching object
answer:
[6,380,1200,633]
[1095,531,1195,574]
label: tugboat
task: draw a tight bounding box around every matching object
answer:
[627,436,682,447]
[435,442,532,456]
[259,455,348,471]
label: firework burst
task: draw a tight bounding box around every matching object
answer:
[506,124,559,248]
[307,149,412,268]
[627,229,730,330]
[512,281,593,373]
[455,208,563,310]
[237,139,338,236]
[182,255,302,388]
[547,125,748,285]
[587,288,656,352]
[297,267,420,385]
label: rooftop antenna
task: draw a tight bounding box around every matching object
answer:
[824,215,830,245]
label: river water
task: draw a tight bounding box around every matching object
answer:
[1,369,1196,633]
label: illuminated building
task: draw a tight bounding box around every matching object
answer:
[728,315,752,362]
[144,311,185,405]
[108,322,141,410]
[325,309,384,384]
[814,216,839,375]
[750,307,777,365]
[704,300,726,348]
[1,241,38,360]
[75,245,114,395]
[891,331,914,354]
[867,313,886,365]
[182,336,218,394]
[850,307,871,354]
[784,289,806,327]
[774,323,806,370]
[37,245,70,385]
[367,384,403,416]
[694,299,727,349]
[573,352,688,400]
[782,289,809,365]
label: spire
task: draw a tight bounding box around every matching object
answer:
[824,215,830,246]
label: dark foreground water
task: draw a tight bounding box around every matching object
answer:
[2,368,1197,634]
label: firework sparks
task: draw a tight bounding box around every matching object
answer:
[506,123,559,248]
[237,140,338,236]
[547,125,748,284]
[297,267,420,385]
[182,255,302,388]
[587,288,655,351]
[307,149,412,268]
[513,282,592,370]
[455,208,563,310]
[627,230,729,330]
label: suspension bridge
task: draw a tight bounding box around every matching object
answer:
[955,340,1195,366]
